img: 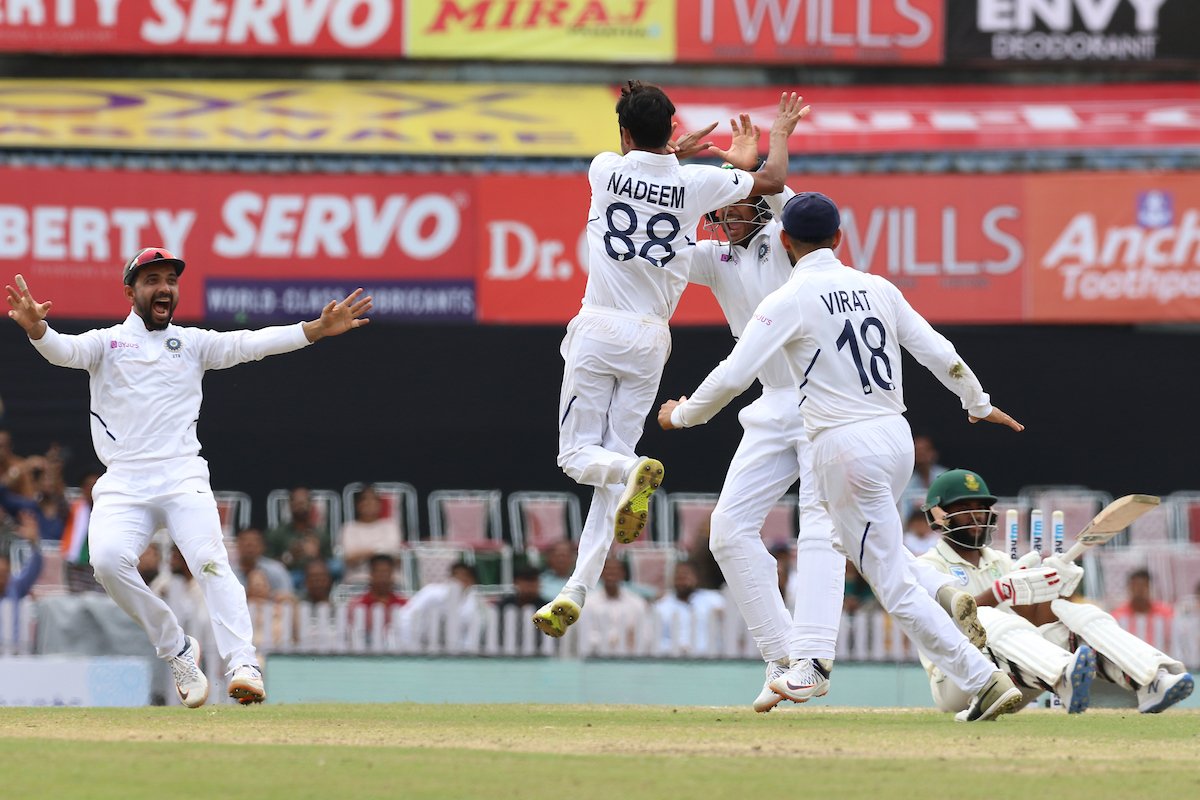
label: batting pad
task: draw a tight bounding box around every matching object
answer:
[1050,599,1182,687]
[980,606,1071,687]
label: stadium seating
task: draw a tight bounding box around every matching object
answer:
[342,481,420,542]
[506,490,582,554]
[427,489,504,548]
[214,491,252,539]
[266,488,342,535]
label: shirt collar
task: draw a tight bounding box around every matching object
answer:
[792,247,841,273]
[933,538,973,567]
[622,149,679,167]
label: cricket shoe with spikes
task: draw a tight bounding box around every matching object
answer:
[936,585,987,650]
[1137,668,1194,714]
[229,664,266,705]
[769,658,832,704]
[955,670,1023,722]
[753,660,790,713]
[533,596,581,638]
[614,458,664,544]
[1055,645,1096,714]
[167,635,209,709]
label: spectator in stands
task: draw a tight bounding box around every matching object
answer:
[266,486,332,587]
[62,471,104,593]
[844,560,876,616]
[402,560,484,650]
[301,559,334,605]
[0,428,32,498]
[901,434,947,520]
[244,567,293,647]
[584,556,647,652]
[0,509,42,601]
[151,545,207,639]
[1112,568,1175,653]
[654,560,726,656]
[350,554,407,631]
[539,540,576,601]
[903,509,938,556]
[233,528,295,599]
[772,544,797,610]
[498,566,547,643]
[138,542,162,586]
[339,485,402,584]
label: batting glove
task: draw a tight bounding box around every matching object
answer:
[1043,555,1084,597]
[1013,550,1043,570]
[992,566,1062,605]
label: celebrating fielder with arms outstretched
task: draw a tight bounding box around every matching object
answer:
[660,192,1027,722]
[919,468,1194,715]
[533,83,809,639]
[6,249,371,708]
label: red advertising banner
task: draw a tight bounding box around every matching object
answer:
[474,174,727,325]
[0,0,402,56]
[677,0,944,64]
[667,83,1200,154]
[1026,173,1200,323]
[0,169,474,321]
[475,173,1027,325]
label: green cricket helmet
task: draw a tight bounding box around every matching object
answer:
[921,469,998,550]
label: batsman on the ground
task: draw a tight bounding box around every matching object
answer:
[920,468,1194,715]
[5,251,371,708]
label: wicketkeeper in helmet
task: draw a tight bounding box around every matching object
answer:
[919,468,1194,715]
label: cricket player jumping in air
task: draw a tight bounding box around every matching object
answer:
[533,83,809,639]
[919,468,1194,715]
[660,192,1035,722]
[690,128,988,711]
[6,250,371,707]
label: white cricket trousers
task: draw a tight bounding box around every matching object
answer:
[89,459,257,672]
[811,414,994,695]
[557,306,671,601]
[708,387,844,663]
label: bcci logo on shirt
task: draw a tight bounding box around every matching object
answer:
[757,242,769,262]
[165,337,183,353]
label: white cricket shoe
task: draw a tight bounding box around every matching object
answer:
[769,658,832,704]
[1055,645,1096,714]
[936,585,987,650]
[1137,668,1194,714]
[167,635,209,709]
[955,670,1023,722]
[229,664,266,705]
[753,660,790,713]
[614,457,664,544]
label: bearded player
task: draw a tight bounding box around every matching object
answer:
[920,468,1194,715]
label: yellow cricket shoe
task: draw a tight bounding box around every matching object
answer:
[614,458,664,544]
[533,596,582,638]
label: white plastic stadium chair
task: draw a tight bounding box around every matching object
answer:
[343,481,420,543]
[506,491,582,554]
[214,490,252,538]
[427,489,504,549]
[266,488,342,533]
[665,492,719,553]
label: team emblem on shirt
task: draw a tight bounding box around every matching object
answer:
[949,566,969,586]
[165,337,182,353]
[757,242,769,261]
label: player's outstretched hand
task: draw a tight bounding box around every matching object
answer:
[970,406,1024,431]
[658,396,687,430]
[667,120,718,160]
[5,274,51,338]
[305,288,373,342]
[708,114,762,170]
[770,92,811,140]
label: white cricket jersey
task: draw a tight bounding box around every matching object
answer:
[918,540,1013,598]
[31,312,311,467]
[582,150,753,320]
[917,540,1013,677]
[674,248,993,436]
[690,189,796,389]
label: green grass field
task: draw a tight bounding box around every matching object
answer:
[2,705,1197,800]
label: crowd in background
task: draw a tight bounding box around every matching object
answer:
[2,425,1197,663]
